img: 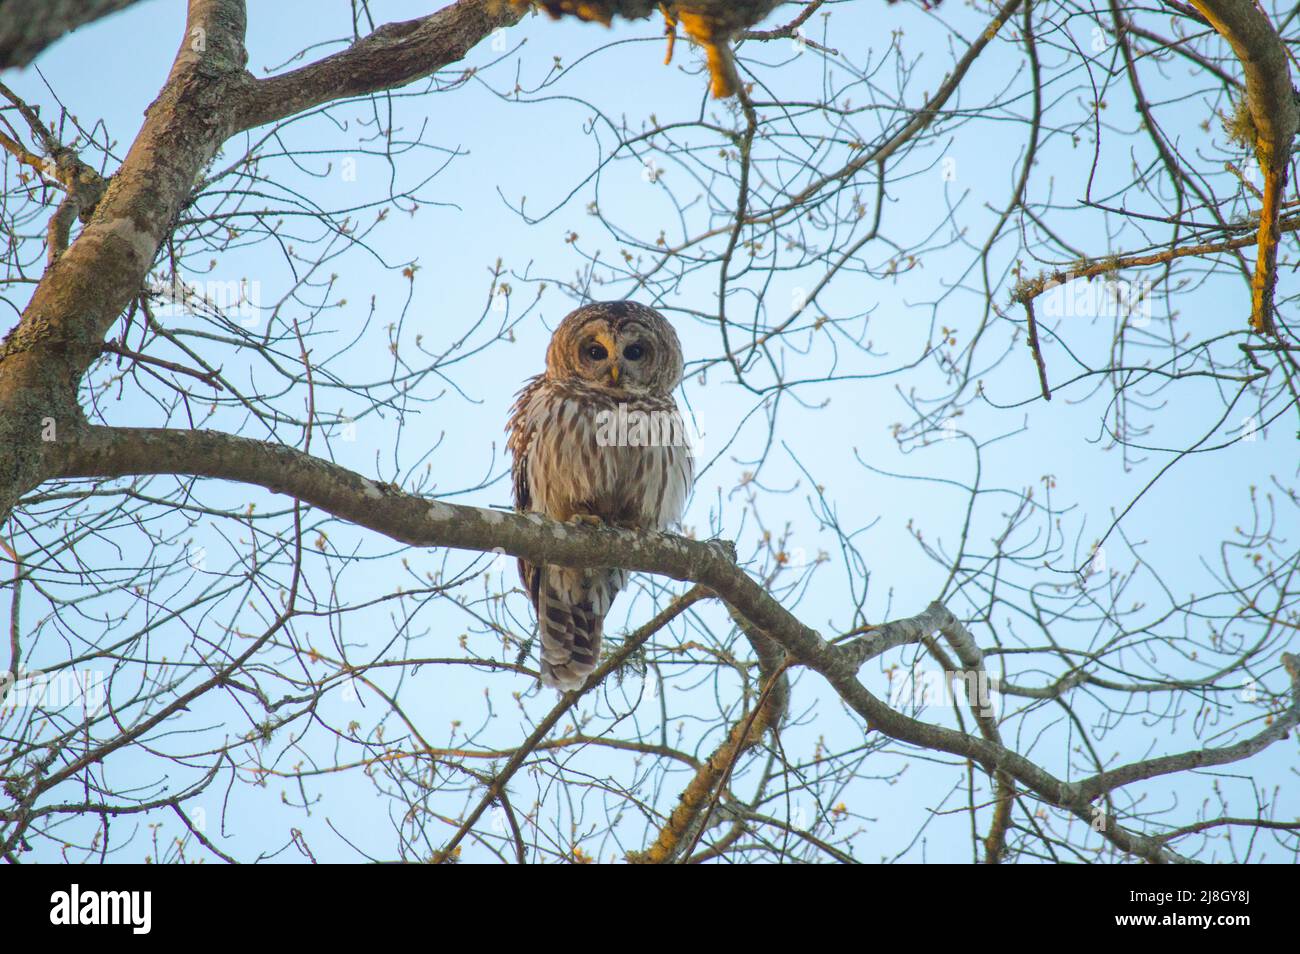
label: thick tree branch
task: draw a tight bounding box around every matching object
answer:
[0,0,517,521]
[233,0,523,133]
[0,0,147,70]
[49,422,1300,862]
[1190,0,1297,335]
[1075,650,1300,803]
[933,610,1015,864]
[0,0,251,519]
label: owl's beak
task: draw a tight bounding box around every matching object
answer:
[596,332,619,385]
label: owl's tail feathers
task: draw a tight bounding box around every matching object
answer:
[536,567,617,692]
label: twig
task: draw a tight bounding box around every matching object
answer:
[432,584,710,863]
[102,341,225,391]
[1023,300,1052,401]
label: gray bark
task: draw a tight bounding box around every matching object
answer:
[0,0,146,69]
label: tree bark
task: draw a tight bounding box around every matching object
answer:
[49,423,1300,863]
[0,0,146,69]
[1190,0,1298,334]
[0,0,519,519]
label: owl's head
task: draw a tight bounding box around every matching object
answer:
[545,300,684,394]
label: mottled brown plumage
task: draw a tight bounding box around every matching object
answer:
[507,301,693,690]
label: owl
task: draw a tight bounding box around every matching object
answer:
[507,301,694,690]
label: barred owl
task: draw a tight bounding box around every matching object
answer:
[507,301,694,690]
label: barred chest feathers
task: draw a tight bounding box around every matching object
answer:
[521,380,692,531]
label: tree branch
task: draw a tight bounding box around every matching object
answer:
[233,0,523,133]
[0,0,252,519]
[0,0,147,69]
[0,0,517,520]
[49,422,1300,863]
[1190,0,1298,335]
[432,584,711,862]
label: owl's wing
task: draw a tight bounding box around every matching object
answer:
[669,435,694,528]
[506,376,545,606]
[653,399,695,530]
[507,375,544,513]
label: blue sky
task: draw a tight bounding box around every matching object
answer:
[3,0,1296,862]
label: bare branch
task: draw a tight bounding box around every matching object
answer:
[233,0,523,132]
[49,424,1300,863]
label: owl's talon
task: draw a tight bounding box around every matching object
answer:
[568,513,606,527]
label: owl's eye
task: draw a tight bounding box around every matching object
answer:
[586,344,608,361]
[623,343,645,361]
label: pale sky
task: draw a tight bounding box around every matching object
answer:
[4,0,1295,862]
